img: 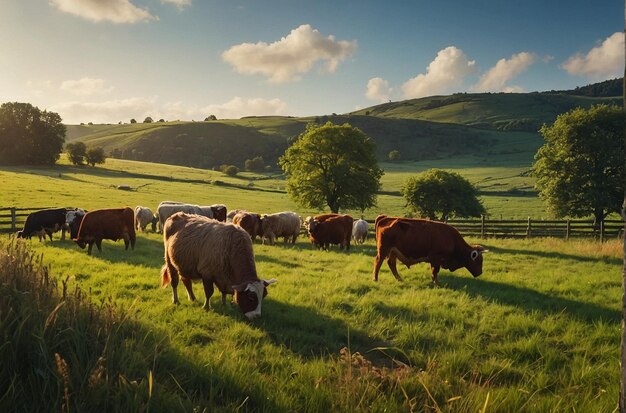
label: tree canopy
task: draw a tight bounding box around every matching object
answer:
[86,147,106,167]
[279,122,383,213]
[0,102,65,165]
[532,104,624,224]
[402,168,485,221]
[66,142,87,165]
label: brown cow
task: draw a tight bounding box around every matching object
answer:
[309,214,353,251]
[233,211,263,241]
[372,215,488,285]
[160,212,277,319]
[74,207,136,255]
[210,204,227,222]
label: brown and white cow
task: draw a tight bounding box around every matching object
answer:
[160,212,277,319]
[372,215,488,285]
[308,214,353,251]
[232,211,263,241]
[73,207,136,255]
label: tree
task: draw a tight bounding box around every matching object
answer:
[143,116,153,123]
[0,102,65,165]
[130,118,137,124]
[85,147,106,167]
[245,156,265,171]
[66,142,87,165]
[532,104,624,226]
[402,169,486,221]
[279,122,383,213]
[223,165,239,176]
[388,150,401,161]
[205,115,217,121]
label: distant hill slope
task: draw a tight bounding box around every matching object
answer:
[64,79,621,169]
[545,77,623,97]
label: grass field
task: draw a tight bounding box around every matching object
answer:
[3,227,622,411]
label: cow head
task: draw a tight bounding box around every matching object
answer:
[467,245,489,277]
[75,239,87,249]
[16,230,25,239]
[232,279,277,319]
[66,209,86,239]
[150,214,158,232]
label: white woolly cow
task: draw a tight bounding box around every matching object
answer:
[261,211,301,245]
[135,206,157,232]
[160,212,277,319]
[352,219,369,245]
[156,201,202,232]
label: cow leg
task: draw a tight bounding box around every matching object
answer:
[87,242,94,255]
[95,239,102,252]
[61,226,66,241]
[123,235,130,250]
[387,253,404,282]
[181,277,196,301]
[170,270,181,305]
[430,264,441,286]
[201,279,214,310]
[372,251,386,282]
[130,234,136,250]
[221,291,228,305]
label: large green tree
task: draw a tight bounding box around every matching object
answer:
[533,104,624,225]
[280,122,383,213]
[402,168,486,221]
[0,102,65,165]
[66,142,87,165]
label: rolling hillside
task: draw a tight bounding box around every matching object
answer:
[64,79,621,170]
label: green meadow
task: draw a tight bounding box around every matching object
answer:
[1,155,623,411]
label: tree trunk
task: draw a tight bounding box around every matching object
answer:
[619,0,626,413]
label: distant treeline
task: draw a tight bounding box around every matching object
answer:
[541,77,623,98]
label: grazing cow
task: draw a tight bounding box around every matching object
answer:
[156,201,203,231]
[309,214,353,251]
[74,207,136,255]
[66,208,87,239]
[352,219,369,245]
[372,215,488,285]
[209,204,227,222]
[135,206,157,232]
[233,211,263,241]
[160,212,277,319]
[303,213,340,233]
[17,208,68,241]
[260,211,301,245]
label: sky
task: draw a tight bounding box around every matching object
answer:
[1,0,623,124]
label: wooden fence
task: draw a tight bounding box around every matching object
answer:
[1,207,623,241]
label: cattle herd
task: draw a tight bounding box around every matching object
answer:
[14,203,488,319]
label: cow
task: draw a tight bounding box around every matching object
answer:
[303,213,340,233]
[74,207,136,255]
[226,209,243,222]
[260,211,301,245]
[372,215,488,285]
[156,201,203,232]
[160,212,277,319]
[232,211,263,241]
[209,204,227,222]
[308,214,353,251]
[135,206,157,232]
[352,219,369,245]
[17,208,68,241]
[66,208,87,239]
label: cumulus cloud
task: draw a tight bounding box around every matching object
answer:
[473,52,536,92]
[161,0,191,9]
[402,46,476,99]
[561,32,624,79]
[50,0,157,23]
[60,77,114,96]
[366,77,392,102]
[51,96,288,124]
[222,24,357,83]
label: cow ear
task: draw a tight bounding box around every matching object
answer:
[476,245,490,253]
[263,278,278,287]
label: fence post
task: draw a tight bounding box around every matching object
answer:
[10,207,16,232]
[566,219,570,241]
[481,214,485,238]
[526,217,532,238]
[600,220,605,243]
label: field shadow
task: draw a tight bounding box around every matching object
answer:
[440,274,620,324]
[255,300,402,366]
[492,245,622,266]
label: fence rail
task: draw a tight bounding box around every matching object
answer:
[2,207,624,241]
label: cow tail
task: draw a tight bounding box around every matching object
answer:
[161,250,172,287]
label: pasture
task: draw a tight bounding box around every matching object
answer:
[1,157,623,411]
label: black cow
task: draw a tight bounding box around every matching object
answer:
[17,208,68,241]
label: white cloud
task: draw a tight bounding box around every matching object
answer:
[50,0,157,23]
[161,0,192,9]
[222,24,357,83]
[60,77,114,96]
[51,96,288,124]
[561,32,624,79]
[200,97,288,119]
[402,46,476,99]
[474,52,536,92]
[502,85,525,93]
[366,77,392,102]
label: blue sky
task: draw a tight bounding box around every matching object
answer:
[1,0,623,124]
